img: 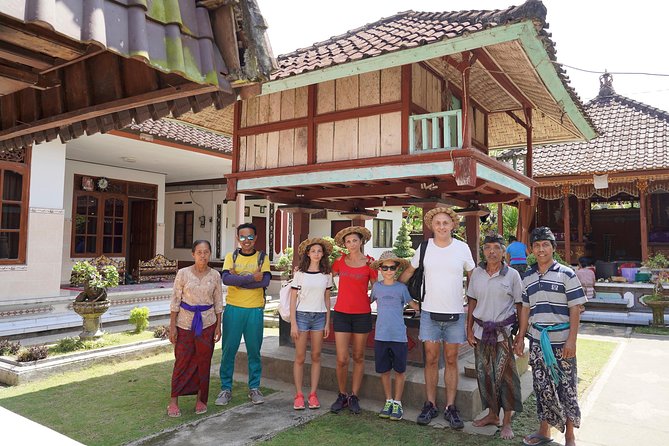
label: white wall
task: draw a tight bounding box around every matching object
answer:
[1,140,67,299]
[61,160,166,283]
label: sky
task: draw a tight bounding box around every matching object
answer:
[256,0,669,113]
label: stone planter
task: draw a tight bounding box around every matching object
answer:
[72,298,111,339]
[640,295,669,326]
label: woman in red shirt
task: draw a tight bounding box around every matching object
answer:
[329,226,378,415]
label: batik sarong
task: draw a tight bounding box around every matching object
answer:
[474,336,523,414]
[171,324,216,403]
[529,340,581,432]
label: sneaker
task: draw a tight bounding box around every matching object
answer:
[348,394,361,414]
[444,405,464,429]
[293,393,305,410]
[379,400,393,418]
[214,389,232,406]
[308,392,320,409]
[248,388,265,405]
[416,401,438,425]
[330,392,348,413]
[390,402,403,421]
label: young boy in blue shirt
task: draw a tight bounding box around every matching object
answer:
[370,251,419,420]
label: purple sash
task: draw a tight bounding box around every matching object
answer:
[474,313,517,345]
[180,302,213,336]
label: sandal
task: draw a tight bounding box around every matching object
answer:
[195,401,208,415]
[167,403,181,418]
[522,433,553,446]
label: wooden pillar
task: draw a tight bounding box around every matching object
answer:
[461,54,472,149]
[291,211,310,271]
[638,179,649,262]
[563,188,571,264]
[524,107,533,178]
[465,215,480,262]
[236,193,245,228]
[497,203,504,235]
[401,64,412,155]
[577,198,584,242]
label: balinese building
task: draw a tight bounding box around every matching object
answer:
[499,73,669,265]
[214,0,597,262]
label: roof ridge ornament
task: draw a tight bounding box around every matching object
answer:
[599,71,615,97]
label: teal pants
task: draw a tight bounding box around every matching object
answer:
[219,304,264,390]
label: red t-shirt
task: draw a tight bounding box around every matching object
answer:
[332,255,378,314]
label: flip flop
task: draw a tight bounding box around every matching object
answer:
[167,404,181,418]
[195,402,208,415]
[522,433,553,446]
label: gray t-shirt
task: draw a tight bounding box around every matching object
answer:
[371,281,412,342]
[466,264,522,341]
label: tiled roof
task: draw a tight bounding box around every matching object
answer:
[125,119,232,155]
[497,91,669,177]
[274,1,553,80]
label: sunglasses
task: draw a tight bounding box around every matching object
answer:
[238,235,255,241]
[379,265,398,271]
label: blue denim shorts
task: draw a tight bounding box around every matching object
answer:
[419,310,466,343]
[295,311,327,332]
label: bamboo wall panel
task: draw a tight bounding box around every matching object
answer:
[359,71,380,107]
[266,130,280,169]
[380,67,401,103]
[358,115,380,158]
[257,94,269,125]
[333,118,358,161]
[294,86,308,118]
[278,129,295,167]
[294,127,308,165]
[317,80,335,114]
[281,89,295,121]
[411,63,442,113]
[336,76,359,111]
[245,135,256,171]
[474,107,485,145]
[239,136,247,171]
[268,92,282,122]
[316,122,334,162]
[246,97,258,126]
[380,111,402,156]
[254,132,267,169]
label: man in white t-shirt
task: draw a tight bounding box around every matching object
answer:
[399,207,475,428]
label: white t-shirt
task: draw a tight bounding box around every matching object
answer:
[292,271,333,313]
[410,238,475,314]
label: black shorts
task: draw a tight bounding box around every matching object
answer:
[374,340,408,373]
[332,310,372,334]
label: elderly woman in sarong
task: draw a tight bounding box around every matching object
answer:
[515,228,586,446]
[466,234,524,440]
[167,240,223,417]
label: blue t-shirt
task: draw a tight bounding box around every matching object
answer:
[371,281,412,342]
[506,241,528,265]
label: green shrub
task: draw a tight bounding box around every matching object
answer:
[16,345,48,362]
[51,337,85,354]
[153,325,170,340]
[129,307,150,333]
[0,339,21,356]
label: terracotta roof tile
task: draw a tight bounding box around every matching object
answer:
[497,92,669,177]
[126,119,231,155]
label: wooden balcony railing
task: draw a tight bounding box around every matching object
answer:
[408,109,462,154]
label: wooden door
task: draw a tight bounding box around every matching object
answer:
[128,200,156,275]
[331,220,352,238]
[252,216,267,253]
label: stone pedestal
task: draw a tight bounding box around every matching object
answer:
[72,299,111,339]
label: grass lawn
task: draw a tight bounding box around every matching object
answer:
[633,325,669,335]
[48,330,157,356]
[266,338,617,446]
[0,346,273,446]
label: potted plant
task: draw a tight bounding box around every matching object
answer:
[70,261,120,339]
[642,253,669,282]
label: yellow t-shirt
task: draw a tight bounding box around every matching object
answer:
[223,250,271,308]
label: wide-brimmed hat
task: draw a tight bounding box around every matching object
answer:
[423,207,460,230]
[370,250,410,271]
[334,226,371,248]
[297,237,333,256]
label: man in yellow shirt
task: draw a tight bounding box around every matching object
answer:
[215,223,271,406]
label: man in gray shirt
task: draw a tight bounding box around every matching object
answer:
[466,234,523,440]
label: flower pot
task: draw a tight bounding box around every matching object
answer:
[640,295,669,327]
[72,299,111,339]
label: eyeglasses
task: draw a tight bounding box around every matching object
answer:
[238,235,255,241]
[379,265,398,271]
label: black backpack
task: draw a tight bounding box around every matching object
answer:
[406,240,428,304]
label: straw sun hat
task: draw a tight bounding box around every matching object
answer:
[370,250,410,271]
[297,237,333,256]
[423,207,460,230]
[333,226,372,248]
